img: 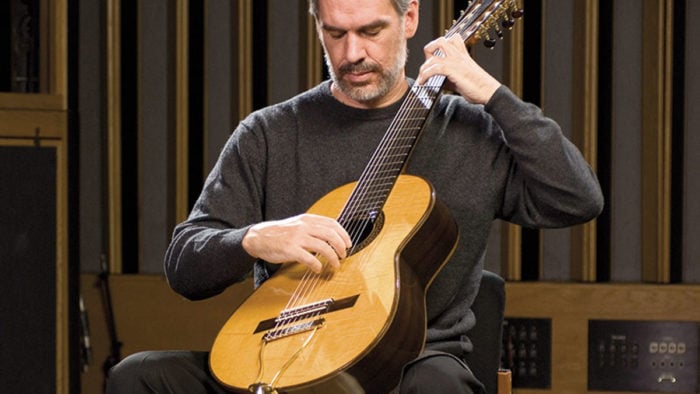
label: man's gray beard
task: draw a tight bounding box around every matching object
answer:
[325,44,407,105]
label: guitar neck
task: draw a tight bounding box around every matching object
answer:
[337,0,524,226]
[338,74,446,225]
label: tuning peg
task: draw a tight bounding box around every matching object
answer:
[502,17,515,29]
[495,26,504,39]
[483,33,497,49]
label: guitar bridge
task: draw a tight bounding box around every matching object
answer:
[276,298,334,322]
[254,294,360,335]
[253,294,360,342]
[262,318,326,342]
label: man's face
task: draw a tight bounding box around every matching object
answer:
[316,0,418,108]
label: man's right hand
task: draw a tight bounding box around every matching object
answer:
[241,214,353,273]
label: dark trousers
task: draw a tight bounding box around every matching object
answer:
[105,350,485,393]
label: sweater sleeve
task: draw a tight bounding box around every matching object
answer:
[485,85,604,227]
[163,121,264,300]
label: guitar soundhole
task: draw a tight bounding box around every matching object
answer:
[342,211,384,256]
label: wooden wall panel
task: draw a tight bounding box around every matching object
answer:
[506,282,700,393]
[78,275,700,394]
[641,0,673,283]
[570,0,599,282]
[79,274,254,393]
[1,1,71,391]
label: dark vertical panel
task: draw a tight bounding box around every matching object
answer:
[522,0,542,106]
[68,0,82,388]
[596,0,613,282]
[683,0,699,282]
[1,0,41,92]
[268,1,302,104]
[611,0,642,282]
[405,0,435,77]
[206,0,235,172]
[79,0,106,273]
[521,0,543,280]
[253,1,268,110]
[541,0,574,281]
[139,0,173,274]
[121,0,139,272]
[188,0,205,209]
[0,146,57,393]
[0,2,10,90]
[669,0,685,283]
[471,37,505,80]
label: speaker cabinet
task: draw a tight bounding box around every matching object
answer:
[0,142,68,393]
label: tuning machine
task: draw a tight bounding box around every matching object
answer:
[484,3,524,49]
[501,5,524,30]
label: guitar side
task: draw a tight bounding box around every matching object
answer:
[209,175,458,393]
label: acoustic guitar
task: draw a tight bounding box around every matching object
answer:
[210,1,523,392]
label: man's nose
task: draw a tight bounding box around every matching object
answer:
[344,34,366,64]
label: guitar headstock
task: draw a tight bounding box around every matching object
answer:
[448,0,524,49]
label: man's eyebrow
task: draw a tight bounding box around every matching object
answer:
[321,19,390,34]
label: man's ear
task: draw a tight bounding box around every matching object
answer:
[404,0,420,38]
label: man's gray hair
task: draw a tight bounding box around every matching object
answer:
[308,0,413,18]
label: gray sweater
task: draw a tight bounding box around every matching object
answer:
[164,81,603,356]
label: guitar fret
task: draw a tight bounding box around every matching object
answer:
[397,117,428,122]
[377,146,412,153]
[385,134,417,141]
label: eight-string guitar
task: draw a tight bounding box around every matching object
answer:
[210,1,523,393]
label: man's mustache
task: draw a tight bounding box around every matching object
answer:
[338,61,381,75]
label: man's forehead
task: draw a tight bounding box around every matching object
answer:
[316,0,399,28]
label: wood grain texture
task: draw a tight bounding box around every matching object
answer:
[210,175,458,393]
[506,282,700,394]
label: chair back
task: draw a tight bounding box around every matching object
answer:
[463,270,506,394]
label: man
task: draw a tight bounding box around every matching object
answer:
[106,0,603,392]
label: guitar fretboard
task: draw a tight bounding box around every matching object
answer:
[335,0,522,233]
[337,74,446,227]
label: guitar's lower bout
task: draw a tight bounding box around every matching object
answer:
[210,175,459,393]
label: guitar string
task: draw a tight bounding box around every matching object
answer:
[305,3,515,311]
[292,3,498,308]
[271,47,454,337]
[304,0,509,301]
[265,16,479,339]
[262,78,444,342]
[280,74,448,329]
[255,0,510,378]
[251,1,520,384]
[288,74,444,320]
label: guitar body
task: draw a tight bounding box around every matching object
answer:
[210,175,458,393]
